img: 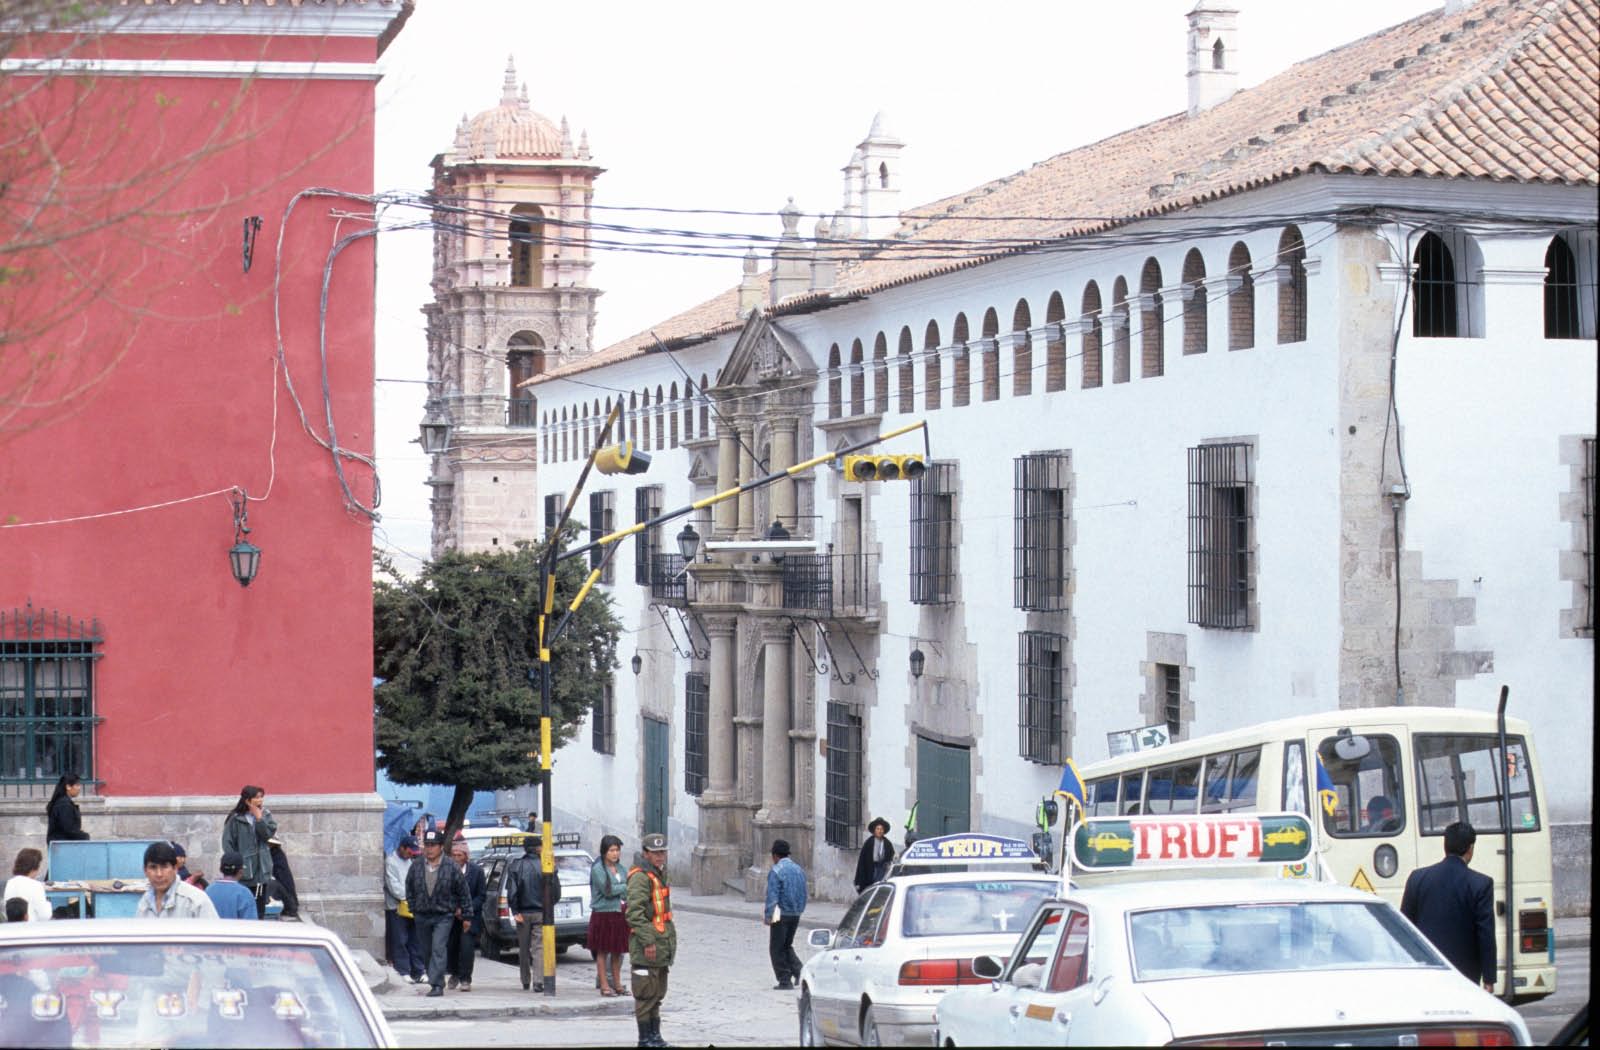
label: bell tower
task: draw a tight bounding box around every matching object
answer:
[423,57,604,556]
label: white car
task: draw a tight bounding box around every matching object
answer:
[798,861,1058,1046]
[933,876,1532,1046]
[0,917,395,1047]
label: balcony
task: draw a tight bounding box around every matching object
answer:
[781,551,877,619]
[505,397,536,428]
[650,553,689,605]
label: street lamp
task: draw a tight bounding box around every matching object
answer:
[676,522,701,562]
[909,647,926,679]
[419,397,451,455]
[227,489,261,587]
[631,653,643,676]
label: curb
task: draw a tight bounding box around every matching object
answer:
[382,998,634,1022]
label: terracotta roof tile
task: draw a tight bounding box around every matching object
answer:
[542,0,1595,384]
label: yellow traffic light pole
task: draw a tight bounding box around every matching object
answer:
[532,403,929,992]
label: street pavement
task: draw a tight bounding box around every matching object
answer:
[377,895,1587,1046]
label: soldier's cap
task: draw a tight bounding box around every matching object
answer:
[641,832,668,852]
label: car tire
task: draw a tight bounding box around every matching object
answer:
[799,992,821,1047]
[862,1003,882,1047]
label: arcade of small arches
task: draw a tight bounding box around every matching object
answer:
[539,375,715,465]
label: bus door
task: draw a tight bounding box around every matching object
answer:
[1308,724,1414,905]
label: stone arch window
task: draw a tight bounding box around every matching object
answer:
[699,373,711,434]
[923,321,942,411]
[1044,292,1066,392]
[559,407,567,461]
[627,391,638,446]
[639,390,650,451]
[1111,277,1131,384]
[1544,234,1592,340]
[654,386,666,451]
[1277,226,1308,344]
[1212,38,1225,69]
[952,313,971,407]
[873,332,889,414]
[508,203,545,288]
[681,380,695,441]
[878,161,889,189]
[506,331,544,427]
[1181,249,1208,355]
[897,327,914,413]
[1139,258,1164,378]
[593,399,603,454]
[1227,243,1255,350]
[981,307,1001,402]
[1411,230,1487,339]
[540,411,548,462]
[827,345,842,418]
[669,382,680,448]
[1012,298,1033,397]
[1081,282,1103,389]
[849,339,866,416]
[579,404,589,459]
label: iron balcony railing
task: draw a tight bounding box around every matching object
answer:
[782,551,877,619]
[650,553,689,605]
[506,397,536,428]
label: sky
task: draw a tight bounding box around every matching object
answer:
[370,0,1445,570]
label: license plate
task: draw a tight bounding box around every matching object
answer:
[555,901,580,921]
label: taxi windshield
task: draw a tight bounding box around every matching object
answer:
[0,938,376,1047]
[901,881,1051,938]
[1128,901,1441,981]
[555,853,593,879]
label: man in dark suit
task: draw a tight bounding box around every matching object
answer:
[1400,822,1496,990]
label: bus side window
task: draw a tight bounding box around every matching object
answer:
[1317,734,1405,837]
[1282,741,1309,815]
[1201,753,1232,813]
[1121,772,1144,815]
[1087,777,1119,817]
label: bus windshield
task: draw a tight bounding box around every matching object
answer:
[1317,733,1405,837]
[1415,734,1540,834]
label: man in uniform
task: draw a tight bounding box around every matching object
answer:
[626,832,676,1048]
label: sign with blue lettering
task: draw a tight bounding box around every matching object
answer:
[899,834,1039,866]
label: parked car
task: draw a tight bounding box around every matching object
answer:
[798,834,1057,1047]
[0,917,394,1047]
[933,876,1532,1046]
[474,832,594,959]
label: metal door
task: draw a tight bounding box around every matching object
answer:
[915,736,971,836]
[643,716,669,835]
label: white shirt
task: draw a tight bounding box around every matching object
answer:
[3,874,52,921]
[136,879,219,919]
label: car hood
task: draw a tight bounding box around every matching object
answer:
[1139,967,1525,1040]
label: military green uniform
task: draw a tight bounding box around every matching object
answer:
[627,833,676,1047]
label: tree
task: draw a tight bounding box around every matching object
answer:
[373,534,621,844]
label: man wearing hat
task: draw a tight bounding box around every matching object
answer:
[205,851,258,919]
[404,829,469,997]
[504,833,557,991]
[385,835,423,982]
[626,832,676,1048]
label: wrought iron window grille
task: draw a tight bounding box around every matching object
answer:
[0,603,102,787]
[824,700,864,847]
[1186,442,1255,630]
[1017,630,1068,765]
[910,462,958,605]
[588,490,616,584]
[1014,452,1071,612]
[591,682,614,755]
[684,672,709,796]
[635,486,664,586]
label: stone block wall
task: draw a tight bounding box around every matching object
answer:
[0,792,386,955]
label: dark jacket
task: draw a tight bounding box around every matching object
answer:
[1400,853,1496,985]
[504,853,558,914]
[220,810,277,888]
[46,795,89,843]
[458,858,487,922]
[853,835,894,893]
[405,855,469,918]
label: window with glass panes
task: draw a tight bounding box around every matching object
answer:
[825,701,864,846]
[684,672,708,796]
[0,606,101,785]
[589,490,615,584]
[910,462,958,604]
[634,486,662,585]
[591,682,614,755]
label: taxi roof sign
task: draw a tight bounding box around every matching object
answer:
[898,833,1040,867]
[1069,812,1313,872]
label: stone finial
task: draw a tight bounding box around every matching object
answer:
[519,82,530,109]
[779,197,802,237]
[814,216,831,240]
[743,248,760,277]
[738,249,763,316]
[559,116,573,157]
[578,129,591,160]
[501,56,519,106]
[454,114,468,151]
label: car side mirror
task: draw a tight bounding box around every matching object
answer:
[971,954,1004,980]
[807,928,833,949]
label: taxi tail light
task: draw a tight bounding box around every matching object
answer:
[1414,1025,1518,1046]
[1518,908,1549,954]
[898,958,980,986]
[496,893,511,921]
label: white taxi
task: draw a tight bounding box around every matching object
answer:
[933,813,1532,1047]
[797,834,1057,1047]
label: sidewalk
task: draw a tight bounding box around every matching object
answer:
[359,947,634,1022]
[671,890,848,931]
[1554,914,1589,950]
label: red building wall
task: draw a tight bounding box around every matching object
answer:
[2,11,406,798]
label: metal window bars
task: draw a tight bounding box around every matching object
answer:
[781,551,877,619]
[1412,232,1461,338]
[1017,631,1068,765]
[588,491,615,584]
[0,604,102,788]
[591,683,614,755]
[635,486,663,586]
[824,700,864,847]
[910,462,958,605]
[1187,443,1254,630]
[1014,452,1071,611]
[505,396,537,428]
[684,672,708,796]
[1545,236,1582,340]
[649,553,688,606]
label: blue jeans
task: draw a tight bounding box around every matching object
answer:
[415,913,452,990]
[386,909,422,978]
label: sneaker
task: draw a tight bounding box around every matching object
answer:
[426,987,444,998]
[446,977,459,990]
[458,982,471,992]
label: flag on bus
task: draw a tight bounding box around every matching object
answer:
[1315,753,1339,818]
[1056,758,1087,811]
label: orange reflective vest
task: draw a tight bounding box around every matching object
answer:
[628,865,672,934]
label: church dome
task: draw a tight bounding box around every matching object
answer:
[456,56,566,160]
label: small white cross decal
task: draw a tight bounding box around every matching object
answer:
[993,908,1014,931]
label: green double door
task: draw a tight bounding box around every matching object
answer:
[643,716,669,836]
[915,736,971,837]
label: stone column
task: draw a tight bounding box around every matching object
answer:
[736,429,756,539]
[715,425,738,537]
[770,419,798,530]
[760,622,793,812]
[707,616,737,796]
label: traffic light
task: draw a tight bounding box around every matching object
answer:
[842,453,926,482]
[594,441,651,475]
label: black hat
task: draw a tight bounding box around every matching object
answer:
[219,850,244,875]
[423,829,445,846]
[867,817,891,834]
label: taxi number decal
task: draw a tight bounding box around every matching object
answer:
[1025,1002,1055,1022]
[1349,866,1376,893]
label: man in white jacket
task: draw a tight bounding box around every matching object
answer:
[385,835,423,982]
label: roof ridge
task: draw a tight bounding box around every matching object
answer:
[1331,0,1569,171]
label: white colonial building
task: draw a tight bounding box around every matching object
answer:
[425,1,1596,912]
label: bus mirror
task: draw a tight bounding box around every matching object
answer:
[1333,730,1371,762]
[1039,798,1059,828]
